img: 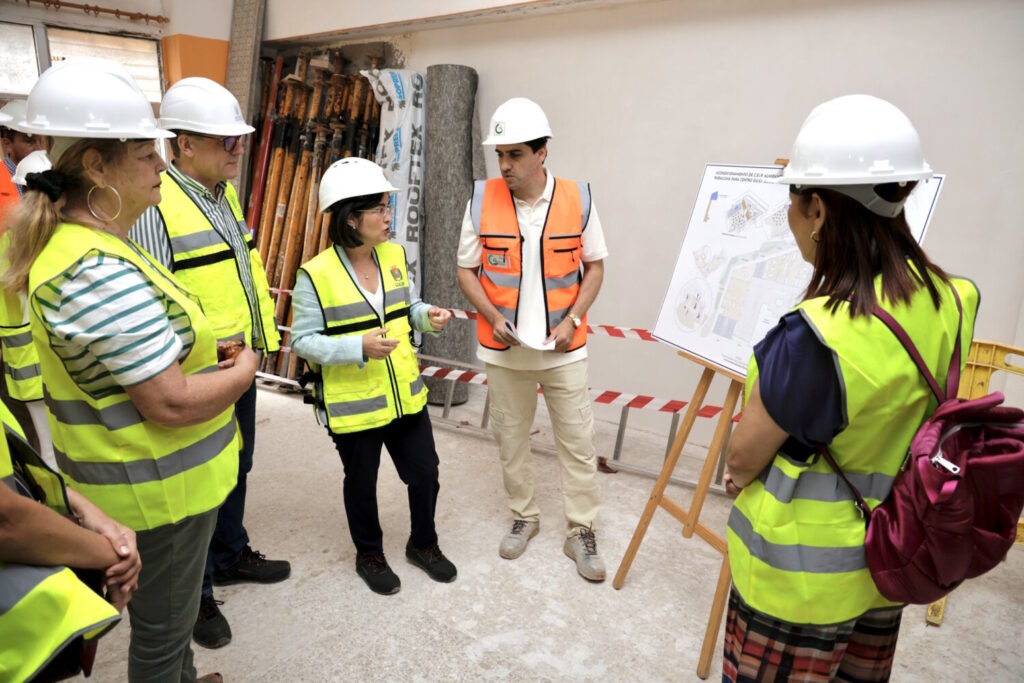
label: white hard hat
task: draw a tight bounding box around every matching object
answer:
[780,95,932,187]
[319,157,398,211]
[483,97,553,145]
[20,58,173,141]
[12,150,52,186]
[159,77,255,136]
[0,100,30,133]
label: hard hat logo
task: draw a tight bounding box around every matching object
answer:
[494,122,505,135]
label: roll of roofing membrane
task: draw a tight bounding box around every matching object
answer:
[422,64,483,406]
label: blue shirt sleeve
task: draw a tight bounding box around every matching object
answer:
[753,311,844,460]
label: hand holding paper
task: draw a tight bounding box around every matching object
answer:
[505,319,555,351]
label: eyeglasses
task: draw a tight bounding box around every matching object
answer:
[190,132,245,152]
[359,204,393,217]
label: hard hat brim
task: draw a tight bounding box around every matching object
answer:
[777,168,934,186]
[482,132,554,146]
[158,119,256,136]
[18,121,176,139]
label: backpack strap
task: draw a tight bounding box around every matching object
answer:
[819,446,873,525]
[869,284,964,404]
[821,283,965,517]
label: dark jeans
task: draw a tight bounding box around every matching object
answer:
[330,409,441,555]
[202,380,257,596]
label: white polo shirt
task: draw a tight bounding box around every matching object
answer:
[457,169,608,371]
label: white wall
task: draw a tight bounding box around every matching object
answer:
[165,0,232,39]
[262,0,645,43]
[267,0,1024,438]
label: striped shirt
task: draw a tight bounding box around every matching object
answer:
[3,158,21,197]
[33,244,194,398]
[130,163,264,345]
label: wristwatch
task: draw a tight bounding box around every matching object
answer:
[567,313,582,329]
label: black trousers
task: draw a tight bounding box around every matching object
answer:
[330,409,440,556]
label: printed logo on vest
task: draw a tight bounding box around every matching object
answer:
[486,253,507,267]
[390,265,403,283]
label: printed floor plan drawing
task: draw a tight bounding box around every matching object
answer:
[653,164,940,377]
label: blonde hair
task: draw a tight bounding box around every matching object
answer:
[0,139,126,294]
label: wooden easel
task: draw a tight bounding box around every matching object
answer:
[612,350,743,680]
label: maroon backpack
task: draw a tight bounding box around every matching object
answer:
[822,288,1024,605]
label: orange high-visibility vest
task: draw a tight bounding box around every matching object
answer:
[0,163,19,230]
[470,177,592,351]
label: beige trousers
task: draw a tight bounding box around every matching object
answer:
[486,359,599,531]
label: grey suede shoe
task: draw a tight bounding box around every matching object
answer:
[563,527,606,582]
[499,519,539,559]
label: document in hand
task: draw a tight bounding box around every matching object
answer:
[504,320,556,351]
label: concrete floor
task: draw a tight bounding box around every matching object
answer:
[86,385,1024,682]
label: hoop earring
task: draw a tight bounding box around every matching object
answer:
[87,185,123,222]
[810,230,821,243]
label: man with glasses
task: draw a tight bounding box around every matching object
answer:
[130,77,289,650]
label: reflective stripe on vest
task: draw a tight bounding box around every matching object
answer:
[0,403,120,681]
[0,235,43,401]
[470,177,589,351]
[53,414,237,486]
[299,243,427,433]
[157,175,280,351]
[28,223,239,531]
[727,273,979,625]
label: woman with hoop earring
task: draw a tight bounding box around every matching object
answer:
[1,58,255,682]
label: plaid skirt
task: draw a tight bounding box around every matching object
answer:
[722,587,903,682]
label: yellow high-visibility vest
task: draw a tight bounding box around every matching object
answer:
[0,401,120,682]
[156,174,280,351]
[727,273,978,624]
[0,233,42,401]
[28,222,239,531]
[298,242,428,433]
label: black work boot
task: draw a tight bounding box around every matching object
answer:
[212,545,291,586]
[355,553,401,595]
[193,595,231,649]
[405,540,457,583]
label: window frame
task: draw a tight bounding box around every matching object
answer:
[0,17,162,102]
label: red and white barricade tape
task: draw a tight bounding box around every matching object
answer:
[418,364,739,421]
[268,287,657,344]
[268,289,731,417]
[443,308,657,342]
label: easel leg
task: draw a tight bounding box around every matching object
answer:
[697,552,732,680]
[613,368,715,589]
[683,379,742,537]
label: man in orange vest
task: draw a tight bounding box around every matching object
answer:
[456,98,608,582]
[0,101,44,225]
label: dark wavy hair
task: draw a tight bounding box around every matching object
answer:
[792,182,949,318]
[326,192,387,249]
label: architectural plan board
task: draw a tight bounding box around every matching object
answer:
[653,164,942,378]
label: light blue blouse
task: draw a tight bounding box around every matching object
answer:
[290,245,436,369]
